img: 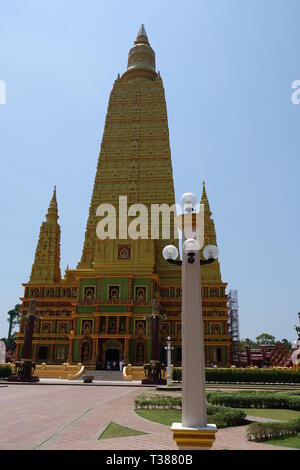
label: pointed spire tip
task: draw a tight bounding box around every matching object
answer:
[137,24,147,39]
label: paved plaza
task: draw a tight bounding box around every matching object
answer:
[0,383,293,450]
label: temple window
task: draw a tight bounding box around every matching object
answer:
[82,320,93,336]
[210,288,219,298]
[119,317,126,332]
[62,288,71,298]
[134,286,146,302]
[30,288,39,298]
[45,288,54,298]
[135,320,146,336]
[41,323,51,333]
[38,346,48,361]
[55,346,66,361]
[83,286,95,303]
[58,323,67,334]
[211,324,221,335]
[135,342,145,364]
[108,285,120,301]
[108,317,117,333]
[81,342,90,362]
[100,317,106,333]
[160,288,169,298]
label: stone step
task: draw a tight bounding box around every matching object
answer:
[85,370,124,381]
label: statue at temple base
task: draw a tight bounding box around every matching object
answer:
[142,360,167,385]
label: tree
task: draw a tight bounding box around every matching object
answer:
[237,338,258,351]
[256,333,276,345]
[6,304,21,350]
[281,338,292,350]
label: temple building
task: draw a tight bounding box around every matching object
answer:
[16,26,231,369]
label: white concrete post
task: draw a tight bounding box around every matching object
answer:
[181,236,207,427]
[165,336,173,386]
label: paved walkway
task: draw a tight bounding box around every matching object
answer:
[0,384,293,450]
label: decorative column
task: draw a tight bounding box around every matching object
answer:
[124,338,129,364]
[141,299,166,385]
[128,278,133,301]
[96,316,100,334]
[68,337,73,363]
[33,344,37,362]
[105,316,109,334]
[15,344,20,361]
[91,339,97,365]
[8,300,39,382]
[151,312,160,361]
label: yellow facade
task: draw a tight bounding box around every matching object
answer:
[16,26,231,368]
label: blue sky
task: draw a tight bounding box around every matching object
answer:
[0,0,299,341]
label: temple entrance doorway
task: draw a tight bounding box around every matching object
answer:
[105,349,119,370]
[99,339,123,370]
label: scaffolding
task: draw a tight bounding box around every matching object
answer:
[227,290,240,360]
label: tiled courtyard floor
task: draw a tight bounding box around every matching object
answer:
[0,384,293,450]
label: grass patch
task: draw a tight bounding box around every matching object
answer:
[242,408,300,421]
[137,409,181,426]
[266,435,300,449]
[98,421,147,440]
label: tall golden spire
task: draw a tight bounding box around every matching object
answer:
[29,187,61,284]
[200,182,222,283]
[200,181,216,246]
[78,26,177,276]
[123,24,156,80]
[201,181,212,217]
[46,186,58,221]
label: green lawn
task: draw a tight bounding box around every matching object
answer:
[266,435,300,449]
[98,421,147,440]
[136,409,181,426]
[242,408,300,421]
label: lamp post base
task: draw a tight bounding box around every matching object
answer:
[7,375,39,383]
[7,360,39,383]
[171,423,217,450]
[141,378,167,385]
[141,360,167,385]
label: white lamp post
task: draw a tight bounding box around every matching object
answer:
[164,336,174,387]
[162,192,218,450]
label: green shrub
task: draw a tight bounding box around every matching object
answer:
[172,368,182,382]
[207,404,246,427]
[134,394,181,409]
[134,394,246,428]
[172,367,300,384]
[0,364,12,378]
[207,391,300,410]
[247,418,300,442]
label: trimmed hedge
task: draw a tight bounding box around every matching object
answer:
[134,394,246,428]
[172,367,300,384]
[135,394,181,409]
[0,364,12,378]
[207,406,246,428]
[206,391,300,410]
[247,418,300,442]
